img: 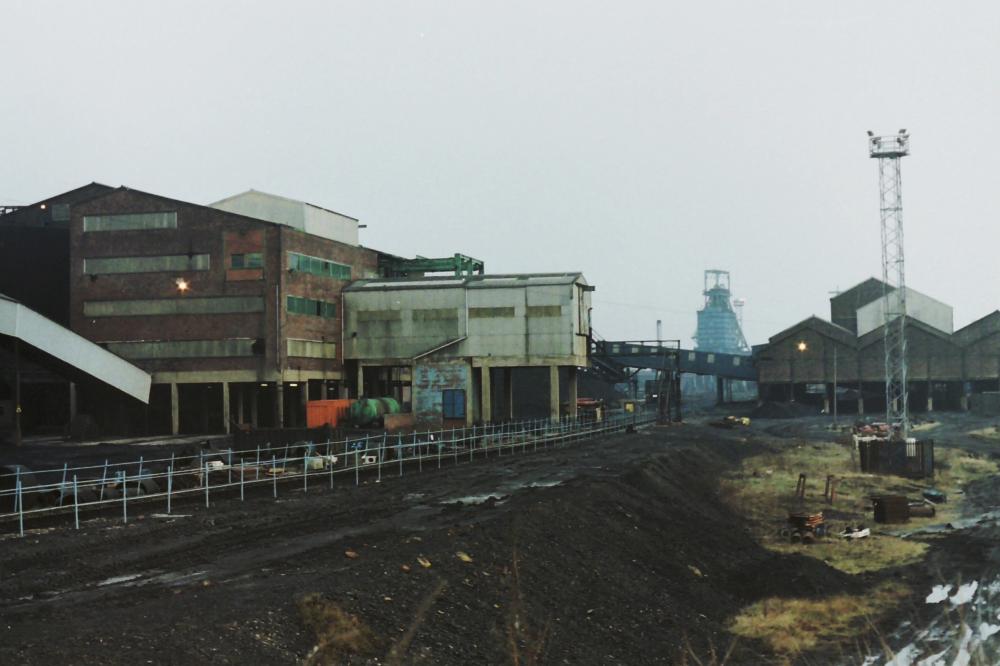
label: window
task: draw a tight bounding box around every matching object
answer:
[286,295,337,318]
[288,251,351,280]
[83,212,177,232]
[105,339,256,359]
[526,305,562,317]
[231,253,263,269]
[84,254,210,274]
[469,306,515,318]
[84,296,264,317]
[287,339,337,358]
[442,389,466,419]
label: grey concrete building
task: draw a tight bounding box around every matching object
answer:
[343,273,593,426]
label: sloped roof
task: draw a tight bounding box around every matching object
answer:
[767,316,856,346]
[953,311,1000,347]
[857,315,957,349]
[209,189,359,222]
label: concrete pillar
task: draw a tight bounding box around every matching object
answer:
[961,395,969,411]
[858,397,865,416]
[251,385,259,427]
[170,382,180,435]
[301,381,310,426]
[236,385,245,424]
[68,381,78,423]
[503,368,513,420]
[222,382,231,434]
[465,364,475,426]
[927,396,934,412]
[340,384,349,399]
[567,366,578,419]
[549,365,560,422]
[481,365,492,423]
[716,376,725,405]
[356,365,365,398]
[823,397,831,415]
[276,381,285,428]
[320,381,328,400]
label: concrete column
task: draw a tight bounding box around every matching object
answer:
[465,364,475,427]
[222,382,230,434]
[68,381,78,422]
[170,382,180,435]
[340,384,349,399]
[481,365,492,423]
[356,365,365,398]
[927,396,934,412]
[276,381,285,428]
[823,397,831,415]
[320,381,328,400]
[301,381,310,426]
[716,376,725,405]
[858,397,865,416]
[236,384,245,424]
[250,385,259,427]
[549,365,560,422]
[567,366,578,419]
[503,368,513,420]
[961,395,969,412]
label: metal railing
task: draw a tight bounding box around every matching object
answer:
[0,409,653,536]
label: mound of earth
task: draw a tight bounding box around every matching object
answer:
[0,426,863,664]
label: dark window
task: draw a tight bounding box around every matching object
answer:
[232,253,263,269]
[286,295,336,319]
[442,389,465,419]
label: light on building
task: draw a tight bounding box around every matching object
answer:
[175,277,190,293]
[797,341,808,352]
[40,203,47,210]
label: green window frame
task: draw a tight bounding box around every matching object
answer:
[288,251,351,280]
[286,295,337,318]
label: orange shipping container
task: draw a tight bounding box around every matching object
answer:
[307,399,354,428]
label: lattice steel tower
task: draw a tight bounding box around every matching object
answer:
[868,130,910,438]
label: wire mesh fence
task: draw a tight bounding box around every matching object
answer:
[0,408,653,536]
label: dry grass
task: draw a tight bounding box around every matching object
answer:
[967,425,1000,441]
[719,440,996,574]
[728,582,909,657]
[298,593,378,665]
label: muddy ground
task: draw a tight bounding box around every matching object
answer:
[0,417,998,664]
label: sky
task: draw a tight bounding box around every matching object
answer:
[2,1,998,347]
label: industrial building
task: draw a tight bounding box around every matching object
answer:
[343,273,592,426]
[0,183,592,438]
[756,278,1000,414]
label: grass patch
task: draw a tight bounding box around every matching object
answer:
[967,425,1000,441]
[729,582,909,657]
[719,441,996,574]
[298,593,377,665]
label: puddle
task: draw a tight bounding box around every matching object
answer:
[447,494,508,506]
[97,573,144,587]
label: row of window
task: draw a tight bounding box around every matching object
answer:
[288,252,351,280]
[286,295,337,318]
[80,249,352,278]
[83,212,178,232]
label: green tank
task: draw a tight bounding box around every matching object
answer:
[349,397,402,427]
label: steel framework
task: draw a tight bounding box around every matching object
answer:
[868,130,910,438]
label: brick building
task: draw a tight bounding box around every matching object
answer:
[67,186,379,435]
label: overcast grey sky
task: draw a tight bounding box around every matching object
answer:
[2,1,998,346]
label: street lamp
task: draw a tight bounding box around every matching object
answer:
[790,340,807,402]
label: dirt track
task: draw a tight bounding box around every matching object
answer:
[5,418,989,664]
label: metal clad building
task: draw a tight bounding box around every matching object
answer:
[344,273,592,426]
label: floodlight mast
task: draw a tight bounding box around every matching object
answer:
[868,130,910,439]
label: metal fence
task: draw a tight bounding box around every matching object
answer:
[0,409,653,536]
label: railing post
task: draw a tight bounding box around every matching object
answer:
[16,479,24,537]
[73,475,79,530]
[167,465,173,514]
[204,461,210,508]
[273,455,278,498]
[355,450,360,486]
[59,463,68,507]
[240,458,245,501]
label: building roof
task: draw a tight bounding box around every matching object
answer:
[0,182,115,227]
[830,277,891,311]
[343,273,586,292]
[767,316,857,347]
[209,189,359,222]
[856,315,957,349]
[0,293,150,403]
[953,311,1000,347]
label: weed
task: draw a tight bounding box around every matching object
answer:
[298,593,377,665]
